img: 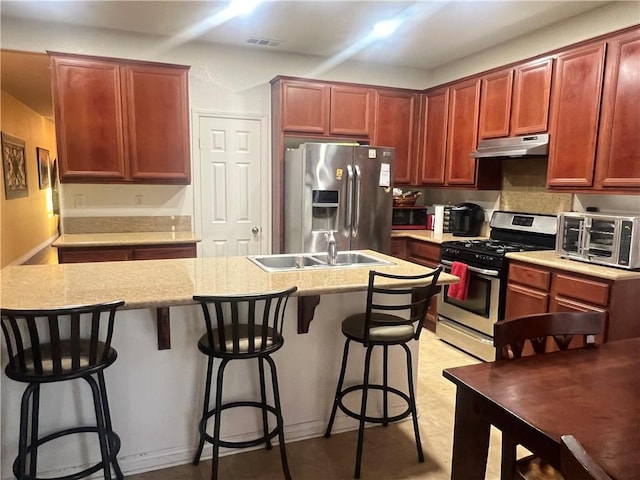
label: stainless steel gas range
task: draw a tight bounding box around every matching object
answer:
[435,211,557,361]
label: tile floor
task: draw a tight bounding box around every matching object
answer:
[127,331,506,480]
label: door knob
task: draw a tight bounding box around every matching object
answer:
[252,227,259,235]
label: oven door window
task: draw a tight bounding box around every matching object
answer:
[443,272,492,318]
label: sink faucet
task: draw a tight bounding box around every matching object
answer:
[325,231,337,265]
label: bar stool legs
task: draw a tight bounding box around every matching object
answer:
[193,356,292,480]
[325,339,425,479]
[14,375,123,480]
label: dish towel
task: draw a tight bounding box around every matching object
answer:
[448,261,470,301]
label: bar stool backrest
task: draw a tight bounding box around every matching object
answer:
[193,286,297,355]
[494,312,606,360]
[0,300,125,378]
[364,267,442,344]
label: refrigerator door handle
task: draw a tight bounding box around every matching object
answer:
[346,164,354,234]
[353,165,361,237]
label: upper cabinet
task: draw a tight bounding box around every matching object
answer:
[478,58,553,139]
[593,29,640,190]
[372,89,418,185]
[546,43,606,188]
[277,78,373,137]
[547,27,640,193]
[446,78,482,186]
[511,58,553,136]
[49,52,191,184]
[418,79,501,189]
[418,88,448,185]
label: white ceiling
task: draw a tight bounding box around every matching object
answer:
[1,0,610,120]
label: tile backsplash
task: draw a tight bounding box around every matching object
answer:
[63,216,192,234]
[499,158,572,214]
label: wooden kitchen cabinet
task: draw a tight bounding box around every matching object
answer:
[390,237,407,259]
[505,260,640,342]
[276,78,373,137]
[446,78,481,186]
[50,52,191,184]
[478,69,513,139]
[593,29,640,190]
[418,79,501,189]
[418,88,448,185]
[546,43,606,188]
[57,243,197,264]
[405,239,441,330]
[330,85,374,136]
[372,89,418,185]
[511,57,553,135]
[478,58,552,139]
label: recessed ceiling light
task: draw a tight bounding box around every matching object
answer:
[228,0,262,16]
[373,19,401,38]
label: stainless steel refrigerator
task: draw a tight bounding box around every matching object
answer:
[284,143,395,254]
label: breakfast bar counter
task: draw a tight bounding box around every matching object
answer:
[1,251,455,478]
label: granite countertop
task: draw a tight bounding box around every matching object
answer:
[53,231,201,247]
[506,250,640,280]
[391,230,488,244]
[0,250,458,310]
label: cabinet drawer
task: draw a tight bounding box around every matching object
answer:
[508,263,551,291]
[407,240,440,266]
[553,274,610,307]
[505,283,550,319]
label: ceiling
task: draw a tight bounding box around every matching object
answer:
[1,1,610,120]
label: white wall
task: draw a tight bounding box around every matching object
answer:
[425,1,640,87]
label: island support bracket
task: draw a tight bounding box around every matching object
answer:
[156,307,171,350]
[298,295,321,334]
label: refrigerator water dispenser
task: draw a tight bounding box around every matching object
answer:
[311,190,339,231]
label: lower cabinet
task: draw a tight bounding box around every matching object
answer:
[57,243,197,263]
[391,237,441,331]
[505,261,639,343]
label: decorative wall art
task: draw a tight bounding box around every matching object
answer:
[37,147,50,189]
[2,132,28,199]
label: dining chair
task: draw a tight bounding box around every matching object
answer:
[493,311,607,480]
[324,267,442,479]
[560,435,612,480]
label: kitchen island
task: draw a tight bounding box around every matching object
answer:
[0,251,456,477]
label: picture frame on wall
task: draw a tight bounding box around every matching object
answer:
[37,147,50,189]
[2,132,29,200]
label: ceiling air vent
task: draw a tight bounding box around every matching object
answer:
[246,37,281,47]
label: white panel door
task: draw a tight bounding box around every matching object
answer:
[199,116,263,257]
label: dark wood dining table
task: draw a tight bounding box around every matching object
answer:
[442,337,640,480]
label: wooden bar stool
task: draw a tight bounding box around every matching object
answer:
[324,268,442,479]
[192,286,297,480]
[0,300,125,480]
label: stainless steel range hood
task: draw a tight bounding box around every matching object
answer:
[470,133,549,158]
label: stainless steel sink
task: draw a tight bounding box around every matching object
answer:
[247,251,393,272]
[311,251,394,267]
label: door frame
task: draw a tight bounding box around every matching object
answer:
[192,110,271,257]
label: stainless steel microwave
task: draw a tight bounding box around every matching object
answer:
[556,212,640,270]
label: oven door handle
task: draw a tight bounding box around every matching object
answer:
[440,260,500,277]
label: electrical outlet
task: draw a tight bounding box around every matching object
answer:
[74,194,85,208]
[135,195,144,206]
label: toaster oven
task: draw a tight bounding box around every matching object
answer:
[556,212,640,270]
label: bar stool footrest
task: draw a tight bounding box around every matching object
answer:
[337,384,412,424]
[199,400,282,449]
[13,426,121,480]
